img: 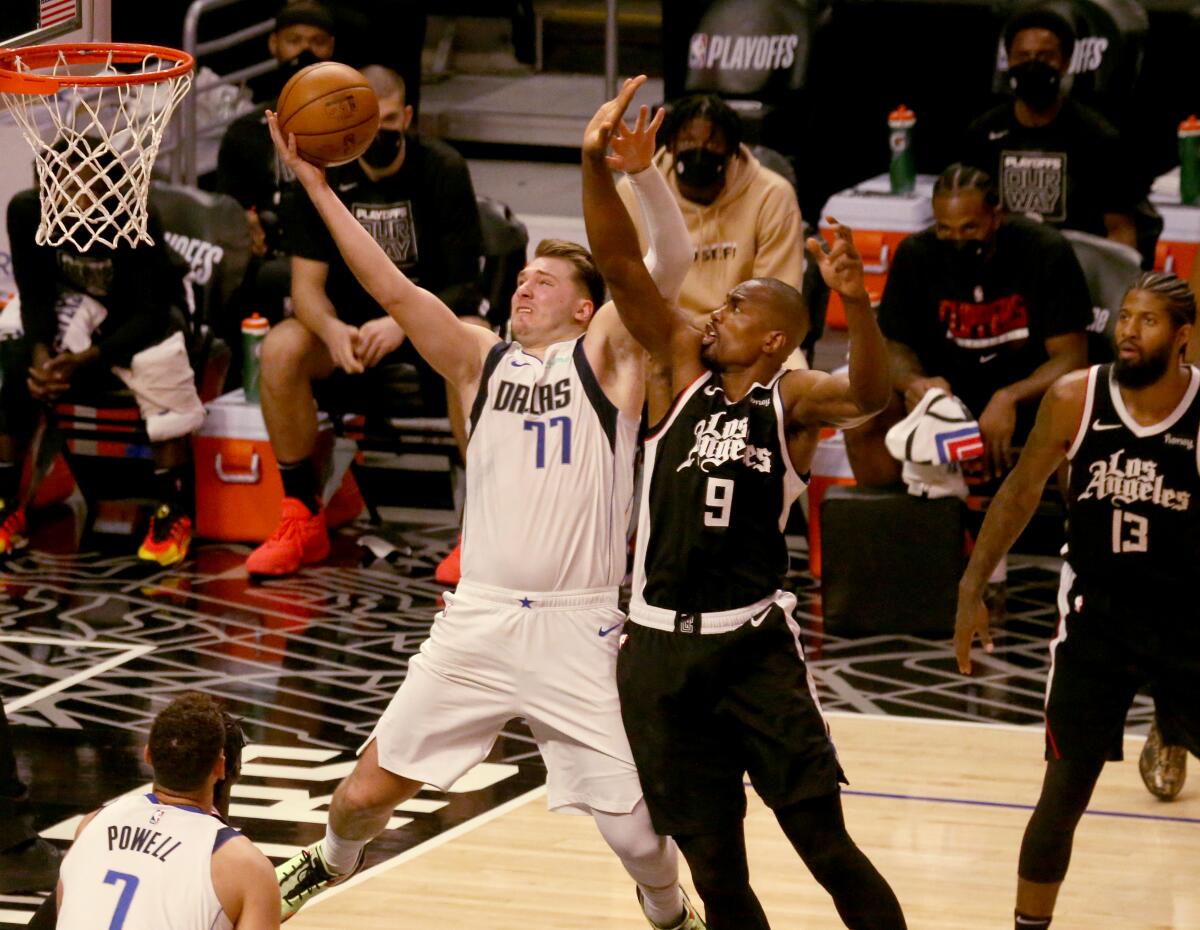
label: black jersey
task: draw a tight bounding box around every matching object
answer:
[630,370,807,617]
[1066,364,1200,597]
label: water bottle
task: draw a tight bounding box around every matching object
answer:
[888,105,917,195]
[241,313,269,403]
[1179,115,1200,206]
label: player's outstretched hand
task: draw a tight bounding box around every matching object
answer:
[265,109,325,188]
[954,590,994,674]
[806,217,869,303]
[606,103,665,175]
[583,75,649,165]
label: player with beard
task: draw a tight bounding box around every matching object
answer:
[956,272,1200,930]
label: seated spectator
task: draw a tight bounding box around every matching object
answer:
[216,0,337,328]
[963,5,1140,250]
[0,186,204,566]
[615,94,804,320]
[843,164,1090,488]
[247,65,483,577]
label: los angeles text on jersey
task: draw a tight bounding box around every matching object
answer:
[492,378,570,416]
[677,410,773,474]
[105,820,184,863]
[1077,449,1192,512]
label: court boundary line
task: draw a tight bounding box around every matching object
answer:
[824,708,1148,742]
[302,784,549,911]
[0,636,155,712]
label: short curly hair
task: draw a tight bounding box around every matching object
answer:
[148,693,226,792]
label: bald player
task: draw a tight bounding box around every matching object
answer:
[582,78,908,930]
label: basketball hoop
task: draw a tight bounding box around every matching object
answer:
[0,43,194,251]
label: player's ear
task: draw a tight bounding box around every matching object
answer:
[574,299,595,324]
[763,330,786,355]
[212,749,226,782]
[402,104,414,132]
[267,33,279,60]
[143,745,153,768]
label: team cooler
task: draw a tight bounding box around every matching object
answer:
[57,793,238,930]
[1066,363,1200,593]
[630,370,807,620]
[461,335,639,592]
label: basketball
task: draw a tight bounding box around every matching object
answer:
[275,61,380,167]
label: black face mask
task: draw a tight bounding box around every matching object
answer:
[274,49,322,94]
[1008,60,1063,111]
[674,148,728,190]
[361,128,404,169]
[940,237,991,277]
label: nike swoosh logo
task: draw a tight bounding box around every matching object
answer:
[511,360,532,368]
[988,129,1009,140]
[750,606,772,627]
[337,182,358,192]
[598,623,622,637]
[979,353,999,363]
[1092,420,1123,431]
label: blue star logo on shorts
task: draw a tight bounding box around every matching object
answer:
[519,597,533,608]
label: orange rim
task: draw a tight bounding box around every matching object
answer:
[0,42,194,95]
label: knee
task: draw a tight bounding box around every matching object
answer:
[261,320,318,388]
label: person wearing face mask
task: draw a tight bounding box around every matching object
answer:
[215,0,338,381]
[615,94,804,323]
[843,164,1090,488]
[963,5,1140,250]
[246,65,484,577]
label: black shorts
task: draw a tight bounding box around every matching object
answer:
[616,597,845,836]
[1045,570,1200,762]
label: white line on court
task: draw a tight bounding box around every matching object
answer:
[0,636,155,713]
[303,784,549,910]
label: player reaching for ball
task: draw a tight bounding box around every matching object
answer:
[265,76,708,930]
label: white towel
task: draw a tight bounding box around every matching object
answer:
[885,388,983,500]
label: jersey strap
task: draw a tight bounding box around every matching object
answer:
[468,340,512,435]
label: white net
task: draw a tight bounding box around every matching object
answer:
[0,48,192,252]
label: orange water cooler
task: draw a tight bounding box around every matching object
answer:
[193,390,360,542]
[820,174,934,329]
[806,430,855,578]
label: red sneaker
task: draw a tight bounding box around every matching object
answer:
[0,500,28,557]
[246,498,330,576]
[435,536,462,585]
[138,504,193,567]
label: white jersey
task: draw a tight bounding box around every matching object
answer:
[461,336,639,592]
[58,793,234,930]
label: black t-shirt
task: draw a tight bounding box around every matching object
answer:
[6,188,186,366]
[280,133,482,325]
[963,99,1138,239]
[877,217,1091,421]
[216,105,289,250]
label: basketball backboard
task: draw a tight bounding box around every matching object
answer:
[0,0,110,49]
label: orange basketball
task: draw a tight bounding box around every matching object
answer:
[276,62,380,167]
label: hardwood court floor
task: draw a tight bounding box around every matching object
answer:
[290,713,1200,930]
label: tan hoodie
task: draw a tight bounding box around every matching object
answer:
[616,144,804,315]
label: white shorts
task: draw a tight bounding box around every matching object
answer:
[366,579,643,815]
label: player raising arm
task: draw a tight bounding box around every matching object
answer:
[581,77,906,930]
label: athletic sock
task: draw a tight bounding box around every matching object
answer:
[1015,912,1052,929]
[278,459,321,515]
[0,461,20,504]
[639,883,686,928]
[153,465,189,512]
[321,825,366,875]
